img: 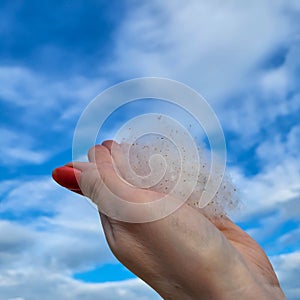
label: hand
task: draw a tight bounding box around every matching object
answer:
[52,141,286,300]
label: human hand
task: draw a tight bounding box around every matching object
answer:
[52,141,286,300]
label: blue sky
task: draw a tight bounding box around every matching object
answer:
[0,1,300,299]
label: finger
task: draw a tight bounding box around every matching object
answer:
[88,144,113,164]
[81,158,139,203]
[65,161,96,171]
[102,140,114,152]
[52,165,83,195]
[66,146,137,200]
[87,143,130,186]
[102,140,131,180]
[102,140,123,162]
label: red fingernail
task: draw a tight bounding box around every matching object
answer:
[52,166,83,194]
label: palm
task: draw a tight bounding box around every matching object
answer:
[210,216,283,295]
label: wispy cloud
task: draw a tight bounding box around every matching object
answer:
[0,127,50,166]
[271,251,300,300]
[0,66,107,168]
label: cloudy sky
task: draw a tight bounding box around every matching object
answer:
[0,1,300,299]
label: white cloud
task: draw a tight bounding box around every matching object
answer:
[255,124,300,167]
[0,270,160,300]
[231,156,300,217]
[271,251,300,300]
[106,0,300,155]
[279,227,300,246]
[0,127,50,166]
[0,221,35,266]
[228,122,300,220]
[259,66,289,98]
[1,1,298,164]
[0,66,107,162]
[112,0,291,101]
[0,66,104,109]
[0,178,117,275]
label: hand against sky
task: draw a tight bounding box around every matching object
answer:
[53,141,286,300]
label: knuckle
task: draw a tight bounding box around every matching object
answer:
[79,168,103,200]
[88,145,103,161]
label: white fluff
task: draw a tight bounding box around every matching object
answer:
[115,132,239,217]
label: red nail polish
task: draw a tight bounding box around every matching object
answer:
[52,166,83,194]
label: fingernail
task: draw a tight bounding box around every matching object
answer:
[52,166,82,192]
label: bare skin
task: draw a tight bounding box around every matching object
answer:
[64,141,286,300]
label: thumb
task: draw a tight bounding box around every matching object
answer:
[67,145,147,221]
[69,144,139,203]
[68,145,173,223]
